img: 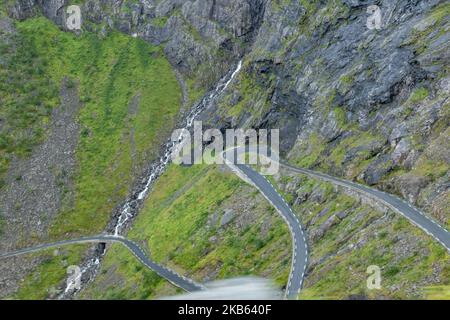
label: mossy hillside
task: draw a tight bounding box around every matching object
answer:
[0,18,59,188]
[288,98,448,214]
[423,285,450,300]
[291,2,449,182]
[133,164,290,287]
[82,164,292,299]
[405,2,450,58]
[299,225,449,300]
[223,72,272,120]
[211,1,448,211]
[132,165,289,281]
[408,87,429,105]
[290,133,327,168]
[10,16,181,299]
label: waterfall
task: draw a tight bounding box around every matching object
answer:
[115,59,243,235]
[61,60,243,298]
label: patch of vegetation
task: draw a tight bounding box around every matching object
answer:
[337,73,355,95]
[14,245,89,299]
[152,16,168,28]
[14,17,181,238]
[297,0,349,38]
[299,230,449,300]
[333,107,347,128]
[0,21,59,188]
[327,131,380,173]
[404,2,450,56]
[423,285,450,299]
[226,72,268,118]
[83,164,291,298]
[408,87,429,104]
[11,16,181,298]
[186,77,206,106]
[81,243,180,300]
[133,164,290,285]
[299,0,318,14]
[291,133,326,168]
[411,158,447,181]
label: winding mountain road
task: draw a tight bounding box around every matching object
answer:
[0,235,205,292]
[236,164,308,299]
[223,146,449,299]
[1,155,448,299]
[221,147,307,299]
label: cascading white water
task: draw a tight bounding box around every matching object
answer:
[114,59,242,235]
[61,60,243,298]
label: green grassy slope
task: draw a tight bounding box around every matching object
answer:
[13,244,91,300]
[4,16,182,299]
[15,17,181,237]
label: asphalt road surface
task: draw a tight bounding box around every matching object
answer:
[236,164,308,299]
[0,235,204,292]
[280,161,450,252]
[1,156,448,299]
[225,146,449,300]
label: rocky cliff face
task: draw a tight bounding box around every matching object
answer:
[200,0,449,226]
[9,0,266,89]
